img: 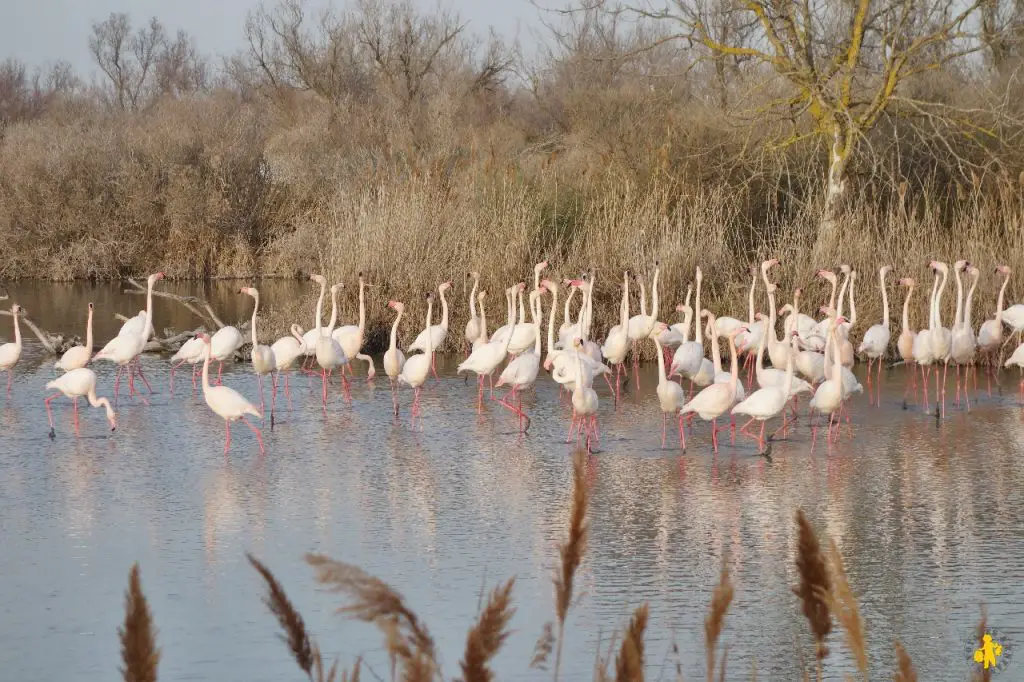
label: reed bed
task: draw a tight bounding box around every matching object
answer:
[113,448,996,681]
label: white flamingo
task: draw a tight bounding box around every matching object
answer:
[94,272,164,405]
[315,283,349,409]
[929,261,953,417]
[333,273,375,380]
[680,326,745,453]
[810,320,847,448]
[55,302,94,372]
[270,324,306,412]
[858,265,892,406]
[568,337,600,452]
[896,278,917,406]
[951,262,979,408]
[197,332,264,455]
[408,280,452,379]
[495,285,547,432]
[464,271,482,348]
[459,290,515,413]
[733,330,800,453]
[626,262,660,388]
[44,367,117,438]
[653,328,686,450]
[301,274,328,368]
[169,335,205,395]
[384,300,407,416]
[400,292,435,428]
[472,290,489,351]
[977,265,1011,392]
[240,286,277,422]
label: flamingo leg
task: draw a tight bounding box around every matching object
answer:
[661,413,667,448]
[758,420,766,453]
[876,355,883,406]
[224,419,232,455]
[677,412,686,450]
[113,366,124,407]
[136,363,154,394]
[711,418,719,453]
[865,358,873,403]
[730,413,736,445]
[269,373,277,427]
[73,398,80,436]
[170,359,186,394]
[285,373,293,411]
[940,360,949,418]
[431,355,439,381]
[45,393,62,435]
[964,367,972,411]
[321,368,328,411]
[241,417,266,454]
[6,369,12,396]
[591,415,600,447]
[476,375,484,414]
[192,364,199,396]
[217,361,224,386]
[257,374,266,420]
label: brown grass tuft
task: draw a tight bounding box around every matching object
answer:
[248,553,315,677]
[705,558,734,682]
[305,554,437,678]
[794,509,832,666]
[118,563,160,682]
[818,540,866,676]
[893,642,917,682]
[459,578,516,682]
[614,604,649,682]
[553,447,590,681]
[717,646,728,682]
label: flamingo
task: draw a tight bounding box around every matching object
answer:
[733,330,801,454]
[575,271,604,364]
[780,286,817,340]
[507,281,542,356]
[977,265,1011,392]
[472,290,489,350]
[459,290,515,413]
[556,281,581,349]
[821,306,863,400]
[680,326,745,453]
[270,324,306,412]
[912,270,941,412]
[544,279,611,394]
[169,336,205,395]
[702,311,747,402]
[653,328,686,450]
[627,262,660,388]
[671,268,707,386]
[408,280,452,379]
[791,292,827,385]
[810,319,848,448]
[44,367,117,438]
[384,300,408,416]
[464,271,482,349]
[752,312,812,398]
[94,272,164,405]
[197,332,264,455]
[568,337,600,452]
[55,302,94,372]
[209,313,245,386]
[1001,301,1024,347]
[858,265,892,406]
[491,286,517,346]
[928,261,953,418]
[805,269,839,350]
[315,283,349,409]
[951,263,979,408]
[400,292,435,429]
[495,285,548,432]
[833,266,856,367]
[301,274,328,370]
[1005,342,1024,403]
[736,259,779,379]
[0,303,24,396]
[240,286,277,423]
[333,273,375,380]
[896,278,917,406]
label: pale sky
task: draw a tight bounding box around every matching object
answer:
[3,0,541,70]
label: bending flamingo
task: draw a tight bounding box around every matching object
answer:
[44,368,117,438]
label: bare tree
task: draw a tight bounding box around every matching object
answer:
[610,0,1017,240]
[89,13,182,110]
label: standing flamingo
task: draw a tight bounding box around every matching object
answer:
[495,285,547,432]
[601,270,631,400]
[977,265,1011,393]
[627,262,660,388]
[301,274,328,371]
[733,330,800,454]
[929,261,953,418]
[270,324,306,412]
[896,278,917,407]
[94,272,164,405]
[209,313,245,386]
[169,336,205,395]
[810,319,848,449]
[858,265,892,406]
[568,337,600,452]
[400,292,435,429]
[653,328,686,450]
[197,333,264,455]
[333,273,375,379]
[951,263,979,408]
[44,368,117,438]
[55,302,94,372]
[912,271,940,412]
[240,287,277,423]
[680,326,745,453]
[459,291,515,413]
[315,283,349,409]
[383,300,407,416]
[408,280,452,379]
[464,271,482,349]
[472,290,489,351]
[0,304,23,396]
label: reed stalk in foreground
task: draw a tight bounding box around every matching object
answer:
[459,577,516,682]
[893,642,917,682]
[819,540,866,678]
[705,558,734,682]
[552,447,590,682]
[614,604,649,682]
[247,553,316,679]
[794,509,832,681]
[118,563,160,682]
[305,553,437,682]
[972,605,991,682]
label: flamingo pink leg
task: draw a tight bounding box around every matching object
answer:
[677,413,687,450]
[711,418,719,453]
[192,365,199,396]
[136,362,154,394]
[73,398,80,436]
[241,417,265,454]
[224,420,232,454]
[170,359,186,394]
[113,366,124,407]
[45,393,62,432]
[6,369,12,396]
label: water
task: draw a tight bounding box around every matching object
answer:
[2,282,1023,681]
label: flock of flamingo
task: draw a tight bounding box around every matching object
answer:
[3,258,1024,455]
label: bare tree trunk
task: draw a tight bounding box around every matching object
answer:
[817,132,849,251]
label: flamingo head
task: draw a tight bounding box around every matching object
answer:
[929,260,948,273]
[309,274,326,285]
[535,260,549,273]
[996,264,1012,275]
[149,272,165,285]
[899,277,915,287]
[836,316,848,325]
[540,278,558,292]
[11,303,23,315]
[675,303,687,313]
[816,269,836,283]
[572,337,584,349]
[239,286,256,296]
[840,264,852,275]
[762,257,781,272]
[469,271,480,280]
[655,321,669,334]
[880,265,892,277]
[439,281,453,292]
[107,410,117,432]
[779,303,793,315]
[388,300,405,313]
[197,333,211,343]
[754,312,767,322]
[695,266,703,280]
[88,302,94,311]
[517,281,526,292]
[954,259,969,271]
[477,290,487,301]
[569,279,584,287]
[794,287,803,298]
[730,326,749,339]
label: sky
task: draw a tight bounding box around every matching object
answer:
[3,0,543,70]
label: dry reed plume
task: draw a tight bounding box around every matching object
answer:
[894,642,918,682]
[794,509,832,678]
[614,603,650,682]
[705,559,735,682]
[248,553,316,678]
[819,540,867,678]
[459,577,516,682]
[118,563,160,682]
[553,447,590,681]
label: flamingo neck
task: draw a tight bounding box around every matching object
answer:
[478,297,488,342]
[848,273,857,325]
[953,267,965,329]
[562,287,575,326]
[727,333,739,391]
[358,280,366,332]
[836,273,849,319]
[12,309,20,346]
[143,278,155,341]
[767,289,780,343]
[546,286,559,356]
[995,272,1010,324]
[783,336,796,395]
[827,277,837,311]
[313,281,326,334]
[638,280,647,317]
[468,277,478,321]
[681,307,692,343]
[747,271,756,323]
[879,270,889,331]
[694,275,702,323]
[424,301,434,357]
[933,269,948,330]
[326,288,339,333]
[649,268,659,321]
[755,317,768,375]
[928,273,940,329]
[85,307,94,353]
[87,388,115,423]
[516,287,526,325]
[655,338,666,383]
[389,310,402,352]
[901,285,913,333]
[709,321,722,372]
[619,274,629,328]
[531,293,542,355]
[438,286,449,329]
[964,273,979,328]
[250,293,260,347]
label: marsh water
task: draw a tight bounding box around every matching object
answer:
[2,281,1023,681]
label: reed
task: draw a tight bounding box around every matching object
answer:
[248,553,316,678]
[614,603,649,682]
[553,447,590,682]
[118,563,160,682]
[893,642,917,682]
[819,540,866,678]
[459,577,516,682]
[704,559,734,682]
[793,509,832,680]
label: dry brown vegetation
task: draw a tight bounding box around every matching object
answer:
[115,448,995,681]
[3,0,1024,353]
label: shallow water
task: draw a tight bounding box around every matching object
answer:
[1,282,1024,681]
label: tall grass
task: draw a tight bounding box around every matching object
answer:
[113,448,996,681]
